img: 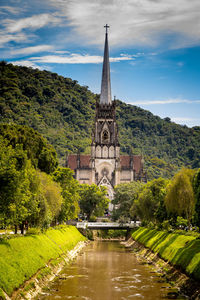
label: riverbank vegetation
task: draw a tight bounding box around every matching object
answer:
[0,124,109,232]
[132,227,200,281]
[0,225,86,297]
[97,229,126,239]
[1,62,200,179]
[79,184,109,220]
[113,168,200,230]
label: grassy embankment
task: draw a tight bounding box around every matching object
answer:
[0,225,86,297]
[132,227,200,281]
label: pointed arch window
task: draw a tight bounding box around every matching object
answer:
[102,130,109,143]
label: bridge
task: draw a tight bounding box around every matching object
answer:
[76,221,141,230]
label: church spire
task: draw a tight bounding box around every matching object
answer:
[100,24,112,105]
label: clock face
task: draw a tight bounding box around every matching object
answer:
[103,179,107,184]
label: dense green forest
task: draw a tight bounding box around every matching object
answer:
[1,61,200,179]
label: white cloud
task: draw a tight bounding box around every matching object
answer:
[171,117,200,126]
[0,12,62,47]
[30,53,134,64]
[54,50,70,54]
[12,59,53,71]
[10,45,54,55]
[172,117,200,122]
[2,1,200,50]
[0,6,22,15]
[110,55,135,62]
[12,60,42,69]
[3,13,61,33]
[49,0,200,48]
[0,30,32,46]
[129,98,200,105]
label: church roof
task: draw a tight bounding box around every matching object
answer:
[80,155,91,167]
[133,155,143,174]
[68,154,143,174]
[67,154,91,170]
[120,155,130,168]
[120,155,142,174]
[67,154,77,170]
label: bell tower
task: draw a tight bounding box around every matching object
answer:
[91,25,120,205]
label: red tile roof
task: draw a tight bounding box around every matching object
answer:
[120,155,130,168]
[67,154,77,170]
[80,155,91,168]
[133,155,142,174]
[67,154,91,170]
[120,155,142,174]
[68,154,142,174]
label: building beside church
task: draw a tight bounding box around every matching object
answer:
[66,25,146,208]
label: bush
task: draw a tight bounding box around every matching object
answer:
[147,221,154,229]
[78,228,93,240]
[102,218,110,223]
[141,220,148,227]
[161,220,172,231]
[26,228,41,235]
[176,216,188,229]
[118,216,129,224]
[89,215,97,222]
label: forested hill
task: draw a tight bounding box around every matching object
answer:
[0,61,200,179]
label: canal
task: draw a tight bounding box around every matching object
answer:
[41,241,175,300]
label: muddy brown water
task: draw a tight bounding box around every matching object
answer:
[41,241,181,300]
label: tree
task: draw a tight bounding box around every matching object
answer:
[133,178,169,223]
[8,161,38,234]
[165,168,196,226]
[193,168,200,228]
[0,138,18,228]
[53,167,80,222]
[0,138,41,233]
[79,184,109,220]
[0,124,58,174]
[112,181,143,221]
[38,171,63,227]
[0,134,62,231]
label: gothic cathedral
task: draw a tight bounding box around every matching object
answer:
[66,25,146,209]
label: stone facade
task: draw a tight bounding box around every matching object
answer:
[66,26,147,210]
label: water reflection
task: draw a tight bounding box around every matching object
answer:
[41,242,174,300]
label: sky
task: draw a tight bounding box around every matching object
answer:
[0,0,200,127]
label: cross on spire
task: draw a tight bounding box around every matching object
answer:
[104,24,110,34]
[100,24,112,105]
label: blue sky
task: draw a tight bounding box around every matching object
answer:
[0,0,200,127]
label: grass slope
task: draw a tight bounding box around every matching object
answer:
[0,225,85,296]
[132,227,200,281]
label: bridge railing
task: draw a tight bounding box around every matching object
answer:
[76,221,141,229]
